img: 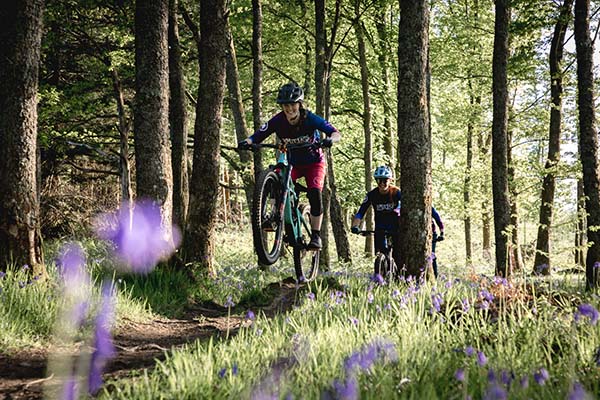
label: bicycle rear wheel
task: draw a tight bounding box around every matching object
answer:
[293,205,319,282]
[374,253,396,280]
[251,169,284,265]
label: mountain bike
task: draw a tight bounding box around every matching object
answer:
[240,141,321,282]
[357,229,397,280]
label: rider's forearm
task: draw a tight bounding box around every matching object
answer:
[329,130,341,143]
[351,216,362,228]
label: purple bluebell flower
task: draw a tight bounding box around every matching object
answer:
[574,303,599,325]
[306,292,315,301]
[224,296,235,308]
[476,351,487,366]
[348,317,359,326]
[454,368,465,382]
[392,289,400,298]
[22,264,29,271]
[483,383,507,400]
[533,368,549,385]
[500,370,514,387]
[333,376,358,400]
[519,375,529,389]
[479,289,494,302]
[384,303,391,311]
[218,368,227,378]
[367,292,374,304]
[568,382,590,400]
[534,264,549,275]
[487,369,496,382]
[371,273,385,285]
[462,298,471,313]
[62,375,79,400]
[232,364,238,376]
[431,293,443,313]
[246,310,255,320]
[0,271,5,279]
[18,281,25,288]
[88,282,116,395]
[464,346,475,357]
[94,200,181,273]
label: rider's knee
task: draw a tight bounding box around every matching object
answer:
[307,188,323,216]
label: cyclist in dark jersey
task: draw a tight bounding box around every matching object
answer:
[350,166,401,255]
[238,82,341,249]
[351,165,445,276]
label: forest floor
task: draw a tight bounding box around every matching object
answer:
[0,277,304,400]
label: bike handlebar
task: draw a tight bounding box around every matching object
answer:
[355,230,444,242]
[240,141,326,151]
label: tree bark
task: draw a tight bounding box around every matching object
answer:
[354,0,374,255]
[0,0,45,274]
[491,0,512,277]
[464,88,475,268]
[168,0,189,232]
[533,0,572,275]
[134,0,173,237]
[251,0,264,178]
[396,0,432,278]
[111,69,133,206]
[225,22,254,211]
[575,178,586,267]
[507,126,524,271]
[183,0,227,274]
[574,0,600,288]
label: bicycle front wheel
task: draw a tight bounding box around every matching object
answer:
[252,169,284,265]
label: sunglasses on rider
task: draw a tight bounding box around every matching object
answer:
[376,178,389,184]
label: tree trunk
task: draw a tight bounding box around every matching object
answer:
[533,0,572,275]
[575,178,586,267]
[183,0,227,274]
[0,0,45,275]
[396,0,432,278]
[225,21,254,211]
[375,4,395,171]
[327,152,351,262]
[134,0,173,237]
[354,0,375,256]
[168,0,189,232]
[111,69,133,207]
[251,0,264,178]
[574,0,600,288]
[464,89,475,268]
[491,0,512,277]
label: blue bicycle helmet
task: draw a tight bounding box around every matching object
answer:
[373,165,393,180]
[276,82,304,104]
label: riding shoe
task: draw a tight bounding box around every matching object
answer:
[307,232,322,250]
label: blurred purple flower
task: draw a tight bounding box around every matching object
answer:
[224,296,235,308]
[371,273,385,285]
[348,317,359,326]
[533,368,549,385]
[476,351,487,366]
[62,375,79,400]
[70,301,89,328]
[462,298,471,313]
[519,375,529,389]
[218,368,227,378]
[94,200,181,273]
[232,364,238,376]
[431,293,443,313]
[574,303,599,325]
[344,338,397,373]
[391,289,400,299]
[500,370,514,387]
[306,292,315,301]
[56,242,88,286]
[0,271,5,279]
[454,368,465,382]
[464,346,475,357]
[483,383,507,400]
[367,292,374,304]
[333,377,358,400]
[487,369,496,382]
[88,282,116,395]
[246,310,255,320]
[568,382,590,400]
[479,289,494,303]
[534,264,549,275]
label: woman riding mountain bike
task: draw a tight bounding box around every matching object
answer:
[238,82,341,250]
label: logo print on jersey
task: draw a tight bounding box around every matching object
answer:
[259,122,268,131]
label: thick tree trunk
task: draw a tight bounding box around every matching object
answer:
[225,22,254,211]
[0,0,45,274]
[491,0,512,277]
[575,179,586,267]
[251,0,264,178]
[574,0,600,288]
[134,0,173,237]
[111,69,133,206]
[354,0,374,255]
[183,0,227,274]
[533,0,572,275]
[396,0,432,278]
[168,0,189,232]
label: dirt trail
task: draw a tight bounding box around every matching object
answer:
[0,278,304,399]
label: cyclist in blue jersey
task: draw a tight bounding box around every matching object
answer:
[238,82,341,249]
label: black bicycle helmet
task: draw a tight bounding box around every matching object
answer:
[276,82,304,104]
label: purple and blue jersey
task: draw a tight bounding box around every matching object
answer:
[249,110,337,166]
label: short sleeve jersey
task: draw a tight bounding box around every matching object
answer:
[249,110,337,166]
[355,186,402,229]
